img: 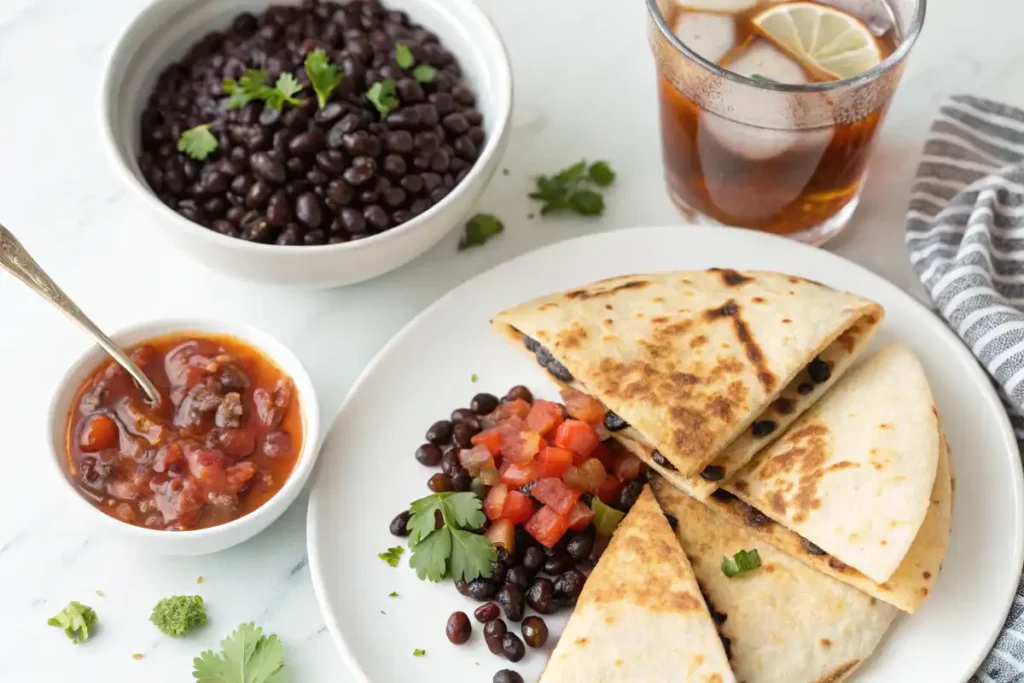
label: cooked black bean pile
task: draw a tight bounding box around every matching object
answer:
[138,0,484,246]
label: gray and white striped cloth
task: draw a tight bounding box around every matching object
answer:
[905,95,1024,683]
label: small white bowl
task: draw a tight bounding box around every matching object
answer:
[47,319,321,555]
[100,0,512,288]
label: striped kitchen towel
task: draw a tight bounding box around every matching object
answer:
[905,95,1024,683]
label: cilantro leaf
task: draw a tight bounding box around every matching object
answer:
[266,73,304,109]
[304,49,342,109]
[412,64,437,84]
[192,622,286,683]
[458,213,504,250]
[441,492,487,529]
[588,161,615,187]
[722,548,762,578]
[366,79,399,118]
[413,649,426,657]
[408,493,451,545]
[450,528,497,582]
[395,44,415,69]
[568,190,605,216]
[749,73,776,83]
[554,160,588,185]
[178,124,219,161]
[409,526,452,582]
[378,545,405,567]
[223,70,304,111]
[48,601,97,644]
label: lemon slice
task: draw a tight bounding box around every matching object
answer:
[751,1,883,80]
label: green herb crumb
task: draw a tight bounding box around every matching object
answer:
[379,545,405,567]
[48,601,97,644]
[413,649,426,657]
[458,214,504,250]
[471,373,479,382]
[151,595,207,637]
[389,591,399,598]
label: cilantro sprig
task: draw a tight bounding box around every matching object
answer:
[458,213,504,250]
[304,49,342,109]
[530,160,616,216]
[178,124,219,161]
[223,70,304,111]
[48,601,97,644]
[721,548,762,578]
[395,43,436,84]
[192,622,285,683]
[366,79,399,118]
[407,492,495,583]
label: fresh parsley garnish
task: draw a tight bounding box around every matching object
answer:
[388,591,399,598]
[530,160,616,216]
[366,79,399,118]
[749,73,776,83]
[458,213,504,250]
[413,64,437,84]
[413,648,426,657]
[178,124,219,161]
[379,545,405,567]
[48,601,97,644]
[407,492,495,583]
[150,595,207,637]
[721,548,762,577]
[304,49,342,109]
[192,622,285,683]
[223,70,305,111]
[395,44,415,69]
[590,497,626,537]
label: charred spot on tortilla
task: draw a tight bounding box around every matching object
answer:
[801,537,828,556]
[741,502,771,528]
[817,659,860,683]
[808,356,832,383]
[820,638,833,648]
[719,634,733,659]
[556,322,588,350]
[603,411,629,432]
[752,296,766,303]
[708,267,754,287]
[565,279,651,300]
[700,465,725,482]
[922,571,931,579]
[702,299,777,392]
[797,382,814,395]
[663,512,679,531]
[652,450,678,471]
[751,420,777,437]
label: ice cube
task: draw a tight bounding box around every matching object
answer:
[673,0,761,11]
[672,11,737,65]
[724,38,810,85]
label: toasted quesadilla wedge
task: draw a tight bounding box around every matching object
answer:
[492,270,882,497]
[725,344,941,585]
[541,486,736,683]
[653,476,899,683]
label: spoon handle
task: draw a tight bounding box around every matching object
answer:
[0,223,162,404]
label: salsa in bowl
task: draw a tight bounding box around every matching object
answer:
[48,319,320,555]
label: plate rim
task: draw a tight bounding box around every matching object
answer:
[307,224,1024,683]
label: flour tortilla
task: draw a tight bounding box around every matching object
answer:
[653,476,899,683]
[492,270,882,491]
[725,344,941,585]
[541,486,736,683]
[699,432,952,613]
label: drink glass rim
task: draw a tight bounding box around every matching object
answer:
[646,0,926,93]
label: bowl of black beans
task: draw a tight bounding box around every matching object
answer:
[101,0,512,287]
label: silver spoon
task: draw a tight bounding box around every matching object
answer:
[0,223,162,404]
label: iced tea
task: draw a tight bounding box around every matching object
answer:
[648,0,925,243]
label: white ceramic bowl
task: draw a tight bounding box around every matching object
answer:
[47,319,321,555]
[100,0,512,288]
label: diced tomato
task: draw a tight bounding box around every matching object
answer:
[502,430,544,465]
[588,442,618,469]
[532,477,582,516]
[501,490,535,525]
[595,473,624,504]
[495,399,531,420]
[484,484,509,521]
[485,519,516,552]
[563,457,607,493]
[499,461,540,488]
[554,420,600,458]
[525,400,565,437]
[80,414,119,452]
[524,505,571,548]
[536,446,575,478]
[471,427,503,456]
[612,451,644,482]
[459,444,495,475]
[567,500,596,531]
[562,389,607,425]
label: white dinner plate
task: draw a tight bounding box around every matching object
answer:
[308,225,1024,683]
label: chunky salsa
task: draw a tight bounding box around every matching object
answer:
[64,333,303,531]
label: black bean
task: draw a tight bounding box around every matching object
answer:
[295,192,324,229]
[440,447,462,478]
[614,481,644,512]
[450,408,476,424]
[505,565,531,590]
[467,578,498,601]
[445,611,471,645]
[553,569,585,602]
[604,411,629,431]
[451,470,472,492]
[415,443,443,466]
[493,671,523,683]
[314,102,345,125]
[245,179,273,209]
[503,385,533,403]
[452,421,479,449]
[250,151,286,183]
[751,420,777,437]
[494,583,525,622]
[275,224,302,245]
[651,450,677,472]
[588,534,610,566]
[520,616,549,649]
[316,149,347,175]
[343,156,377,185]
[363,204,390,231]
[808,357,832,383]
[427,473,453,492]
[389,510,411,536]
[801,537,828,555]
[543,549,574,575]
[483,619,507,655]
[566,531,594,561]
[522,546,544,573]
[700,465,725,482]
[442,112,469,134]
[426,420,453,445]
[797,382,814,395]
[501,633,525,662]
[455,579,471,596]
[471,393,499,415]
[474,602,500,623]
[525,578,555,615]
[664,512,680,532]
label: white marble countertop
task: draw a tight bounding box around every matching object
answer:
[0,0,1021,680]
